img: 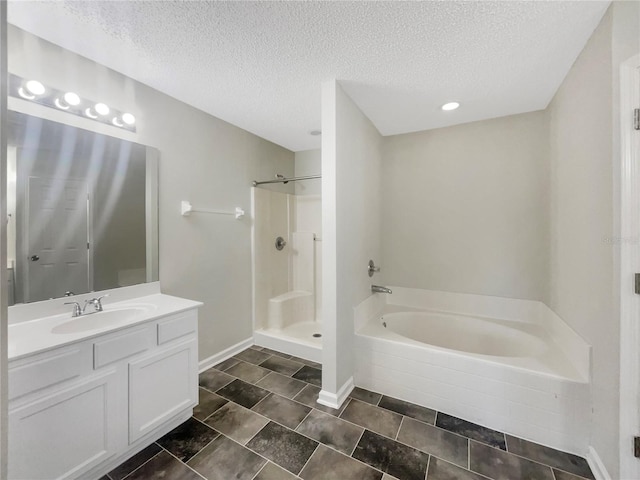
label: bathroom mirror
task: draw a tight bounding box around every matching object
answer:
[7,111,159,305]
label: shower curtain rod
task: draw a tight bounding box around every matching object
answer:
[252,174,321,186]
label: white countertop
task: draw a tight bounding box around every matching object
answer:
[9,293,202,361]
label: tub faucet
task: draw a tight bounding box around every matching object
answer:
[371,285,392,294]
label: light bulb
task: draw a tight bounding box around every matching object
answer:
[85,108,98,119]
[121,113,135,125]
[54,98,70,110]
[63,92,81,106]
[18,88,35,100]
[112,117,124,127]
[441,102,460,111]
[25,80,45,96]
[94,103,110,115]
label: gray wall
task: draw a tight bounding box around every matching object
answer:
[294,149,321,195]
[381,111,549,301]
[8,26,295,361]
[548,7,618,476]
[322,80,383,393]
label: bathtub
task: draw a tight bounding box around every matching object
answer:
[354,287,591,456]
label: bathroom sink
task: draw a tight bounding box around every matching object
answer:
[51,306,153,334]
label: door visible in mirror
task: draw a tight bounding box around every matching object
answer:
[7,111,159,304]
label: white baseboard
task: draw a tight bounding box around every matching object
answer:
[198,337,253,373]
[318,376,354,409]
[586,446,611,480]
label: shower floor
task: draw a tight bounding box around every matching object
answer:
[254,321,322,363]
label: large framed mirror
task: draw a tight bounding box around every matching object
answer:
[7,111,159,305]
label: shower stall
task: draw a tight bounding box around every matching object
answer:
[251,176,322,362]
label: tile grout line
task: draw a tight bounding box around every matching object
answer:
[118,448,164,480]
[296,443,321,477]
[294,407,316,432]
[214,430,300,478]
[467,438,589,479]
[155,444,207,480]
[229,398,382,477]
[348,428,366,458]
[176,419,223,461]
[395,416,404,441]
[424,453,431,480]
[435,456,494,480]
[248,461,268,480]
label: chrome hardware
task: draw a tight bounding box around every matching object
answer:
[30,255,39,261]
[64,291,75,297]
[275,236,287,251]
[371,285,392,294]
[252,174,321,187]
[64,301,82,317]
[368,260,380,277]
[84,294,109,313]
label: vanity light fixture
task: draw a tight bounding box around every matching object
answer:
[441,101,460,111]
[8,74,136,132]
[85,108,98,119]
[63,92,81,106]
[94,103,110,116]
[25,80,45,96]
[54,92,82,111]
[113,113,135,128]
[18,79,45,100]
[121,113,136,126]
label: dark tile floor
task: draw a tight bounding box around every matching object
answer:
[102,346,595,480]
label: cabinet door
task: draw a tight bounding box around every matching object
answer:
[8,370,118,480]
[129,338,197,443]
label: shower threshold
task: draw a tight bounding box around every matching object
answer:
[254,321,322,363]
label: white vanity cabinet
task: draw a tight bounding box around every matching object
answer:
[8,306,199,480]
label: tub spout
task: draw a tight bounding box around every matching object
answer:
[371,285,392,294]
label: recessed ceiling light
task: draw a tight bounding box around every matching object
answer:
[441,102,460,111]
[309,130,321,136]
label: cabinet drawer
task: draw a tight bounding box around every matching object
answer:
[157,312,197,345]
[94,327,152,369]
[9,345,88,401]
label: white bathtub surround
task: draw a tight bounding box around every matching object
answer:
[354,287,591,456]
[587,447,612,480]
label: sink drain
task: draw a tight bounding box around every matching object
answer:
[312,333,322,338]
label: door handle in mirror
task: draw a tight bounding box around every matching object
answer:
[30,255,40,262]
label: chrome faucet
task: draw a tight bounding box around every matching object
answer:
[64,294,109,317]
[371,285,392,294]
[83,294,109,313]
[64,301,83,317]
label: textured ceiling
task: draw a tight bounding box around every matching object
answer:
[8,1,609,152]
